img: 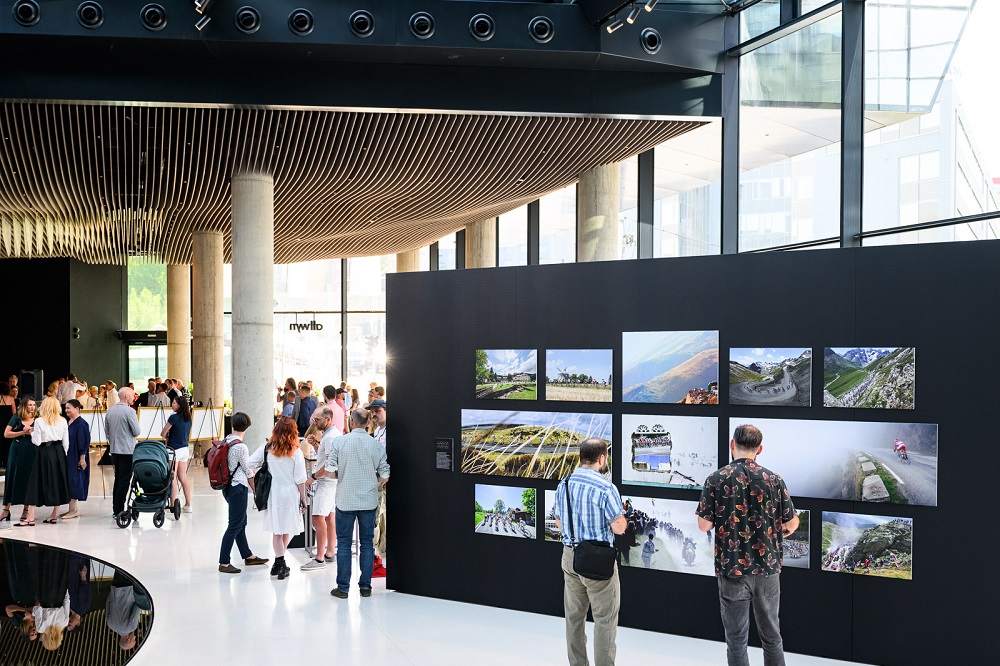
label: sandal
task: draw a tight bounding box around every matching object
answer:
[43,518,59,525]
[14,520,35,527]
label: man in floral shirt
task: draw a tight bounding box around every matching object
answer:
[697,424,799,666]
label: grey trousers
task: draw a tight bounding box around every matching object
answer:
[718,574,786,666]
[561,546,620,666]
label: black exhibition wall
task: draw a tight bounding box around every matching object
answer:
[386,240,999,665]
[0,258,125,388]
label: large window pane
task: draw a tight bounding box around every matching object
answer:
[619,156,639,260]
[654,120,722,257]
[539,185,576,264]
[862,1,994,242]
[741,0,779,41]
[739,14,843,251]
[274,259,341,311]
[498,207,528,267]
[347,255,394,311]
[274,313,342,392]
[347,313,386,389]
[437,233,457,270]
[127,258,167,330]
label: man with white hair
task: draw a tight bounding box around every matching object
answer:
[106,387,140,518]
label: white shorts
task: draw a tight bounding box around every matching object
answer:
[170,447,190,463]
[312,481,337,516]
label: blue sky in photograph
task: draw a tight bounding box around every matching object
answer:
[731,348,810,367]
[483,349,537,375]
[475,484,531,512]
[461,410,611,438]
[546,349,612,380]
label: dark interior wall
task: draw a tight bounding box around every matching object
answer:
[0,258,124,392]
[386,241,999,665]
[69,259,125,386]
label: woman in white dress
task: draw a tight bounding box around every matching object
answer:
[248,416,307,580]
[25,397,71,526]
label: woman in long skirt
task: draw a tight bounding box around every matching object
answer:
[62,399,90,519]
[248,416,307,580]
[2,396,37,526]
[24,397,71,525]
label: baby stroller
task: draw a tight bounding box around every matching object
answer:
[116,440,182,529]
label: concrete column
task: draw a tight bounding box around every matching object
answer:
[231,171,275,451]
[166,264,192,383]
[577,163,620,262]
[191,231,224,412]
[395,248,421,273]
[465,217,496,269]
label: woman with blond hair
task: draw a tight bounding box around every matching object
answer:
[84,385,101,410]
[2,396,37,526]
[24,397,71,525]
[248,416,307,580]
[105,381,120,408]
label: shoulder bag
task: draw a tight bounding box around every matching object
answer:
[564,477,617,581]
[253,447,272,511]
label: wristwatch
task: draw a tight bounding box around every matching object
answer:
[310,473,316,481]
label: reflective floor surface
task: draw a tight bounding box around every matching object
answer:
[1,466,865,665]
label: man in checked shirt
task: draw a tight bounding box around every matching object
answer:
[697,424,799,666]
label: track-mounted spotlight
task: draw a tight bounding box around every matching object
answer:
[12,0,40,27]
[235,6,260,34]
[468,13,495,42]
[195,14,210,30]
[77,1,103,29]
[349,10,375,38]
[528,16,554,44]
[140,3,167,31]
[626,5,641,24]
[640,27,661,54]
[409,12,434,39]
[606,17,623,33]
[195,0,215,15]
[644,0,658,12]
[288,8,313,36]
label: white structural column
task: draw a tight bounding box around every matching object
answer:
[577,163,620,262]
[166,264,192,383]
[191,231,224,411]
[395,249,420,273]
[231,171,275,451]
[465,217,496,269]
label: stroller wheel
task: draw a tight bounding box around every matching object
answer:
[153,511,165,528]
[172,499,182,520]
[131,508,140,521]
[115,512,132,529]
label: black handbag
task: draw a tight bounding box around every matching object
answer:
[253,448,272,511]
[563,477,617,581]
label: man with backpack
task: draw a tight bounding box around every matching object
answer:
[215,411,269,574]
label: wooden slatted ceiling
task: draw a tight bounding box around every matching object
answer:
[0,103,705,264]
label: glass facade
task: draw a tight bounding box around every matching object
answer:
[539,185,576,264]
[619,156,639,260]
[498,206,529,267]
[437,233,457,270]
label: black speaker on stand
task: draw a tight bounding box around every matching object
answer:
[19,369,44,399]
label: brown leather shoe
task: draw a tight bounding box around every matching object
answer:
[244,556,269,566]
[219,564,241,574]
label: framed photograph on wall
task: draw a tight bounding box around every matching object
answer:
[620,414,717,490]
[821,512,912,580]
[729,347,812,407]
[545,349,613,402]
[474,484,536,539]
[475,349,537,400]
[823,347,915,409]
[622,331,719,404]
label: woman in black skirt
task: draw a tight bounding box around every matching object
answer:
[0,382,15,473]
[2,396,37,526]
[24,397,71,526]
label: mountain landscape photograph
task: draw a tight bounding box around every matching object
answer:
[622,331,719,404]
[730,347,812,406]
[823,347,915,409]
[821,512,913,580]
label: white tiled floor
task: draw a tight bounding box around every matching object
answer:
[2,467,861,665]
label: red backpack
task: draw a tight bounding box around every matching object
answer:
[206,435,241,490]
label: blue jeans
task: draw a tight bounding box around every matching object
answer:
[335,507,376,592]
[220,484,252,565]
[718,574,785,666]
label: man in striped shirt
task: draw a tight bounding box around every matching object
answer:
[553,438,627,666]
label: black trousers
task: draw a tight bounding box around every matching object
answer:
[113,454,133,515]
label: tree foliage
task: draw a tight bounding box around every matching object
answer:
[474,500,484,514]
[475,350,491,384]
[127,259,167,329]
[494,499,506,514]
[521,488,536,516]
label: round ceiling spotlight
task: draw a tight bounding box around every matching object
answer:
[139,3,167,31]
[409,12,434,40]
[12,0,40,27]
[640,27,661,55]
[528,16,553,44]
[349,10,374,38]
[76,1,103,29]
[288,8,313,36]
[468,13,494,42]
[235,6,260,34]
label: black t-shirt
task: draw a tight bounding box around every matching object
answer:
[697,458,796,577]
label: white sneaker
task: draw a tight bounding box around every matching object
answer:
[300,559,326,571]
[182,506,193,514]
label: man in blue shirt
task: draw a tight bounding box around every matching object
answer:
[553,438,627,666]
[296,383,317,435]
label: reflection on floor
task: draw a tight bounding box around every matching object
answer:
[1,465,864,665]
[1,539,152,664]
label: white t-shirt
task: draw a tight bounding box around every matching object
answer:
[106,389,121,408]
